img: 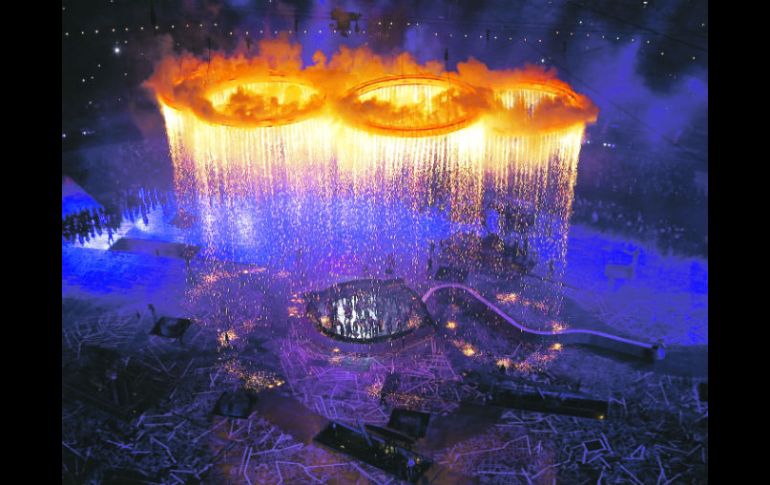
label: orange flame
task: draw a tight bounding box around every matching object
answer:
[144,37,597,136]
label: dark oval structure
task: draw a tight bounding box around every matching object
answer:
[305,278,432,342]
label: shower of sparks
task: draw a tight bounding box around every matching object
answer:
[514,349,559,373]
[217,328,239,348]
[149,39,596,310]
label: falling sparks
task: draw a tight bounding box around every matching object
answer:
[240,319,258,332]
[240,267,267,274]
[149,39,596,306]
[514,350,558,373]
[517,299,552,314]
[222,360,284,392]
[451,339,477,357]
[462,344,477,357]
[217,328,238,347]
[246,373,284,391]
[512,339,568,373]
[366,379,384,399]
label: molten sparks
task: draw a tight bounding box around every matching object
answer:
[407,315,422,329]
[513,341,566,371]
[240,267,266,274]
[551,321,568,333]
[366,380,384,399]
[287,306,301,318]
[222,360,284,392]
[446,320,457,330]
[496,293,519,304]
[217,329,238,347]
[148,39,597,305]
[462,344,477,357]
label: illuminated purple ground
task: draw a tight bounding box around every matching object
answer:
[62,1,707,481]
[62,174,706,484]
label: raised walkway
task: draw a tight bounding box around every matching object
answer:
[422,283,665,361]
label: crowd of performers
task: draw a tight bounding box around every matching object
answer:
[62,187,170,245]
[326,294,420,340]
[308,286,427,341]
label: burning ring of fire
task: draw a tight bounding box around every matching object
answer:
[488,81,596,136]
[147,40,599,138]
[199,76,325,128]
[338,74,482,137]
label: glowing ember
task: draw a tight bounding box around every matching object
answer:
[217,329,238,347]
[462,344,477,357]
[287,306,301,318]
[407,315,422,329]
[526,301,551,314]
[496,293,519,304]
[446,320,457,330]
[551,321,568,333]
[222,360,284,392]
[366,380,384,399]
[240,267,266,274]
[514,347,562,373]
